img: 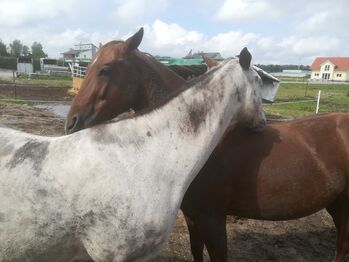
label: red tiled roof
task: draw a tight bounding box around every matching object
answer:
[311,57,349,70]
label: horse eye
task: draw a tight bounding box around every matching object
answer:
[99,65,112,77]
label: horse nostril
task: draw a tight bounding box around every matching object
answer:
[65,115,80,134]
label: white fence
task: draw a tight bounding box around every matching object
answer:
[69,64,87,78]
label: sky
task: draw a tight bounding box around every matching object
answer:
[0,0,348,65]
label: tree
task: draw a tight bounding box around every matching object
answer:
[0,39,8,56]
[22,45,30,57]
[10,39,23,57]
[31,42,47,58]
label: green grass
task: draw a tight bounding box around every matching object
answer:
[277,76,309,82]
[15,76,72,88]
[265,82,349,118]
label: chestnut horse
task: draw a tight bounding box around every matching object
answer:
[66,29,349,261]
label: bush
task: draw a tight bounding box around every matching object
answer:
[0,56,17,70]
[33,59,41,72]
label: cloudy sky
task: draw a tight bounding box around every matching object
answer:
[1,0,348,64]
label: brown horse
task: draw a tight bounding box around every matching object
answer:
[66,28,185,133]
[66,29,349,262]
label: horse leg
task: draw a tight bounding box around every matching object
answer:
[184,214,205,262]
[195,214,228,262]
[326,195,349,262]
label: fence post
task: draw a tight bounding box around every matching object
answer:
[316,90,321,114]
[12,70,17,98]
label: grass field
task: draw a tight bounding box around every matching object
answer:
[2,75,349,119]
[265,81,349,118]
[15,76,72,88]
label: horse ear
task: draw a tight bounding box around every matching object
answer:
[202,55,218,69]
[125,27,144,53]
[239,47,252,70]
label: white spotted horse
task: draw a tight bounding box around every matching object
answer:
[66,28,349,262]
[0,31,265,261]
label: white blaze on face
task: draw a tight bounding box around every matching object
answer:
[91,55,99,66]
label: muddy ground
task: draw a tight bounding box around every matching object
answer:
[0,84,344,261]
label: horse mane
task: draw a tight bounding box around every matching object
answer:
[112,59,225,122]
[132,51,182,106]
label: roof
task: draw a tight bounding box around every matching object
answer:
[311,57,349,70]
[62,49,80,55]
[157,57,205,66]
[184,51,223,60]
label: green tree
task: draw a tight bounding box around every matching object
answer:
[10,39,23,57]
[31,42,47,58]
[22,45,30,57]
[0,39,8,56]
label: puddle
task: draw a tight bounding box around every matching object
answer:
[34,104,70,117]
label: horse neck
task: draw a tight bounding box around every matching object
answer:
[135,52,186,107]
[103,59,241,197]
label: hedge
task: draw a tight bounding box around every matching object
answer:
[0,56,17,70]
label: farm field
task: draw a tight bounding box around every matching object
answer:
[0,79,348,261]
[265,80,349,118]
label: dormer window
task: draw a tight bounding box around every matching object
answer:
[324,64,330,71]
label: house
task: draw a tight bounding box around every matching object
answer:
[62,43,98,63]
[310,57,349,81]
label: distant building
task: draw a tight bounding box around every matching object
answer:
[17,56,33,75]
[310,57,349,81]
[184,50,223,60]
[272,69,311,78]
[155,51,223,80]
[62,43,98,63]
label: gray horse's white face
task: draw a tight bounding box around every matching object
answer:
[239,68,266,131]
[232,47,266,132]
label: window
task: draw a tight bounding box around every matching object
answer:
[322,73,330,80]
[324,64,330,71]
[314,73,319,77]
[337,73,342,77]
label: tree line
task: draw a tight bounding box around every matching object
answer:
[0,39,47,59]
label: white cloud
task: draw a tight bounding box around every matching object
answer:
[205,31,258,56]
[214,0,280,20]
[279,36,342,56]
[0,0,84,27]
[112,0,169,24]
[296,12,329,32]
[136,20,261,58]
[0,26,119,57]
[147,20,203,46]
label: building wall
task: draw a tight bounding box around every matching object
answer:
[17,62,33,75]
[319,61,335,80]
[77,50,93,60]
[311,70,321,80]
[333,71,349,81]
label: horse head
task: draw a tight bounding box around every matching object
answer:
[66,27,185,134]
[234,47,266,132]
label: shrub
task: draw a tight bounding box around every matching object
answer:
[0,56,17,70]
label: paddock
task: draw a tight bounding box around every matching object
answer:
[0,82,344,261]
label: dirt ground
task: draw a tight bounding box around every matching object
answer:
[0,84,344,261]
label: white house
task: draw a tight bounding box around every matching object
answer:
[62,43,98,63]
[310,57,349,81]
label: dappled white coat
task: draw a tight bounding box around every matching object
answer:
[0,58,264,261]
